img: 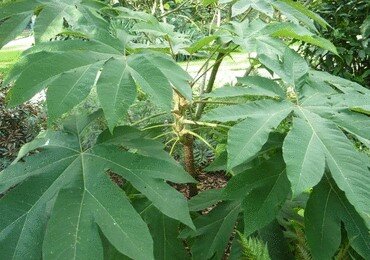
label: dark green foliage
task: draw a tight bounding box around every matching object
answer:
[299,0,369,85]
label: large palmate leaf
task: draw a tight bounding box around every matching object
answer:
[224,154,290,235]
[204,52,370,237]
[0,116,195,259]
[220,18,336,55]
[0,0,108,48]
[305,176,370,259]
[5,38,191,130]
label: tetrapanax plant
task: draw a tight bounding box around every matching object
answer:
[0,0,369,259]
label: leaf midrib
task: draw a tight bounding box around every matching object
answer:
[297,107,356,196]
[230,106,291,168]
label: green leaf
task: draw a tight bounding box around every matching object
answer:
[224,154,290,235]
[238,75,286,98]
[47,62,103,122]
[33,3,79,42]
[227,100,292,169]
[0,0,109,48]
[202,99,289,123]
[258,220,294,260]
[0,0,38,20]
[261,22,337,54]
[188,189,223,211]
[205,76,285,99]
[43,184,149,260]
[272,30,337,55]
[305,176,370,259]
[6,50,109,106]
[224,153,286,200]
[0,0,37,49]
[231,0,274,18]
[205,151,228,172]
[283,117,325,197]
[202,0,217,6]
[242,171,290,236]
[186,35,217,54]
[272,1,317,32]
[238,234,271,260]
[297,108,370,227]
[127,55,173,110]
[275,0,329,28]
[204,86,260,98]
[180,201,241,260]
[361,15,370,38]
[97,125,175,162]
[139,201,190,260]
[6,40,190,129]
[0,13,33,49]
[308,70,370,95]
[203,99,292,170]
[138,52,192,101]
[259,47,308,86]
[206,133,284,173]
[96,58,137,131]
[329,111,370,148]
[0,117,194,259]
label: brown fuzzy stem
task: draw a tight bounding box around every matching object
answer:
[182,134,198,197]
[172,92,198,197]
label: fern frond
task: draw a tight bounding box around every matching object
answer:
[237,232,271,260]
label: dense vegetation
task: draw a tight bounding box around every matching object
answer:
[299,0,369,85]
[0,0,369,259]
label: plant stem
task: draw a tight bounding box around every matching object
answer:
[192,46,220,83]
[191,46,237,86]
[142,123,172,131]
[172,92,198,197]
[186,130,215,151]
[182,134,198,197]
[153,131,173,139]
[169,138,179,156]
[158,0,189,19]
[195,51,226,119]
[182,119,230,129]
[193,100,240,105]
[131,112,168,126]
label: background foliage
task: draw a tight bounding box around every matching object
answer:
[299,0,369,85]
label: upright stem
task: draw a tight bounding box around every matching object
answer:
[159,0,167,23]
[183,134,198,197]
[173,92,198,196]
[195,51,225,119]
[151,0,157,14]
